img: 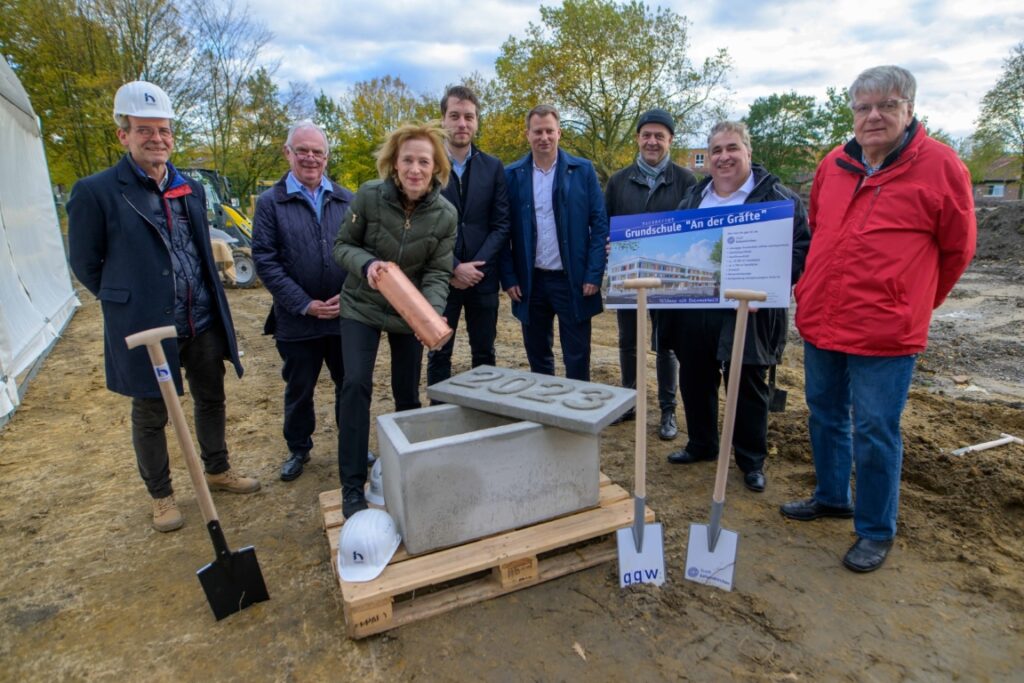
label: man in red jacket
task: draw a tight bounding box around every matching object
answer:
[781,65,976,573]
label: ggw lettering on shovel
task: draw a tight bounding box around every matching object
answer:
[622,568,663,586]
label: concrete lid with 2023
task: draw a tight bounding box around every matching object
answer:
[426,366,636,435]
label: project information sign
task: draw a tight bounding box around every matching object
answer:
[605,200,794,309]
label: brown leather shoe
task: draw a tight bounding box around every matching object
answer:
[206,469,261,494]
[151,494,184,532]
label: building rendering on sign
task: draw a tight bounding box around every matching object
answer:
[607,256,719,297]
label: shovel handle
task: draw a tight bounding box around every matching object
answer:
[623,278,661,501]
[126,326,220,525]
[723,289,768,303]
[622,278,662,290]
[712,290,767,503]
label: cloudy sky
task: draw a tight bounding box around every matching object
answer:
[249,0,1022,140]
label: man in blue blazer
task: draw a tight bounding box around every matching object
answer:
[68,81,259,534]
[427,85,511,386]
[500,105,609,381]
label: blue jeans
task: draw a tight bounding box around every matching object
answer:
[803,341,916,541]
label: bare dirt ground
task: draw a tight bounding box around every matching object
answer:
[2,204,1022,682]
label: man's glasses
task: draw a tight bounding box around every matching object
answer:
[132,126,174,140]
[851,99,910,116]
[288,145,327,160]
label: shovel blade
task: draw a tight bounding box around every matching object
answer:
[632,496,645,552]
[616,523,665,587]
[769,387,788,413]
[197,545,270,620]
[684,523,738,592]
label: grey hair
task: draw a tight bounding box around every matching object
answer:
[707,120,751,152]
[848,65,916,105]
[115,114,130,130]
[285,119,330,154]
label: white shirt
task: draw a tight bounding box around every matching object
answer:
[699,172,755,209]
[532,154,562,270]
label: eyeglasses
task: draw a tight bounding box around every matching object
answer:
[851,99,910,116]
[288,145,327,160]
[132,125,174,140]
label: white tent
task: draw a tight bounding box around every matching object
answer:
[0,57,80,427]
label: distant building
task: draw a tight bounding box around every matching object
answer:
[607,256,718,297]
[974,156,1021,200]
[681,148,707,174]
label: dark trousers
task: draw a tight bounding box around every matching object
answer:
[426,286,499,385]
[131,327,229,498]
[276,335,344,455]
[661,310,769,473]
[521,269,592,381]
[338,318,422,491]
[616,309,678,412]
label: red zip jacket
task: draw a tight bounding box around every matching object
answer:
[795,123,976,356]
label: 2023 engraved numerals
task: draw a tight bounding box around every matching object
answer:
[448,368,612,410]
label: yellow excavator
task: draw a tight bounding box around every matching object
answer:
[180,168,258,288]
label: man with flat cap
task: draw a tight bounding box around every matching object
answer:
[605,109,695,439]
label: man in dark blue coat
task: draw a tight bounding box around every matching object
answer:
[426,85,511,386]
[68,81,259,534]
[500,104,608,381]
[253,120,353,482]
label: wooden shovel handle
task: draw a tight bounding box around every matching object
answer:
[623,278,662,290]
[623,278,661,500]
[125,326,219,525]
[723,289,768,303]
[712,290,767,503]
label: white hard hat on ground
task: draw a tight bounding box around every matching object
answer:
[113,81,175,125]
[366,458,385,507]
[337,508,401,583]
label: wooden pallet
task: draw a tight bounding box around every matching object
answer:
[319,473,654,639]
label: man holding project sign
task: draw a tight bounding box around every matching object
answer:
[608,121,809,493]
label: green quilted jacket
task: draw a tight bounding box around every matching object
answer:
[333,177,457,333]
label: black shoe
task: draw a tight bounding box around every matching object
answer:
[780,497,854,521]
[842,537,894,573]
[743,469,766,492]
[611,408,636,425]
[666,448,715,465]
[280,451,310,482]
[658,412,678,440]
[342,487,368,519]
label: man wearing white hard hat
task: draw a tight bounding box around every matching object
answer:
[68,81,260,534]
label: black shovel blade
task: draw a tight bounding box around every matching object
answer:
[198,522,269,620]
[768,387,788,413]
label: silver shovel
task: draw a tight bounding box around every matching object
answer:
[684,289,767,592]
[616,278,665,587]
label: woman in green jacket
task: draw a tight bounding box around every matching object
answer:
[333,122,457,517]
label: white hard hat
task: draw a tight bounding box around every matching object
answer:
[112,81,175,125]
[366,458,385,507]
[337,509,401,583]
